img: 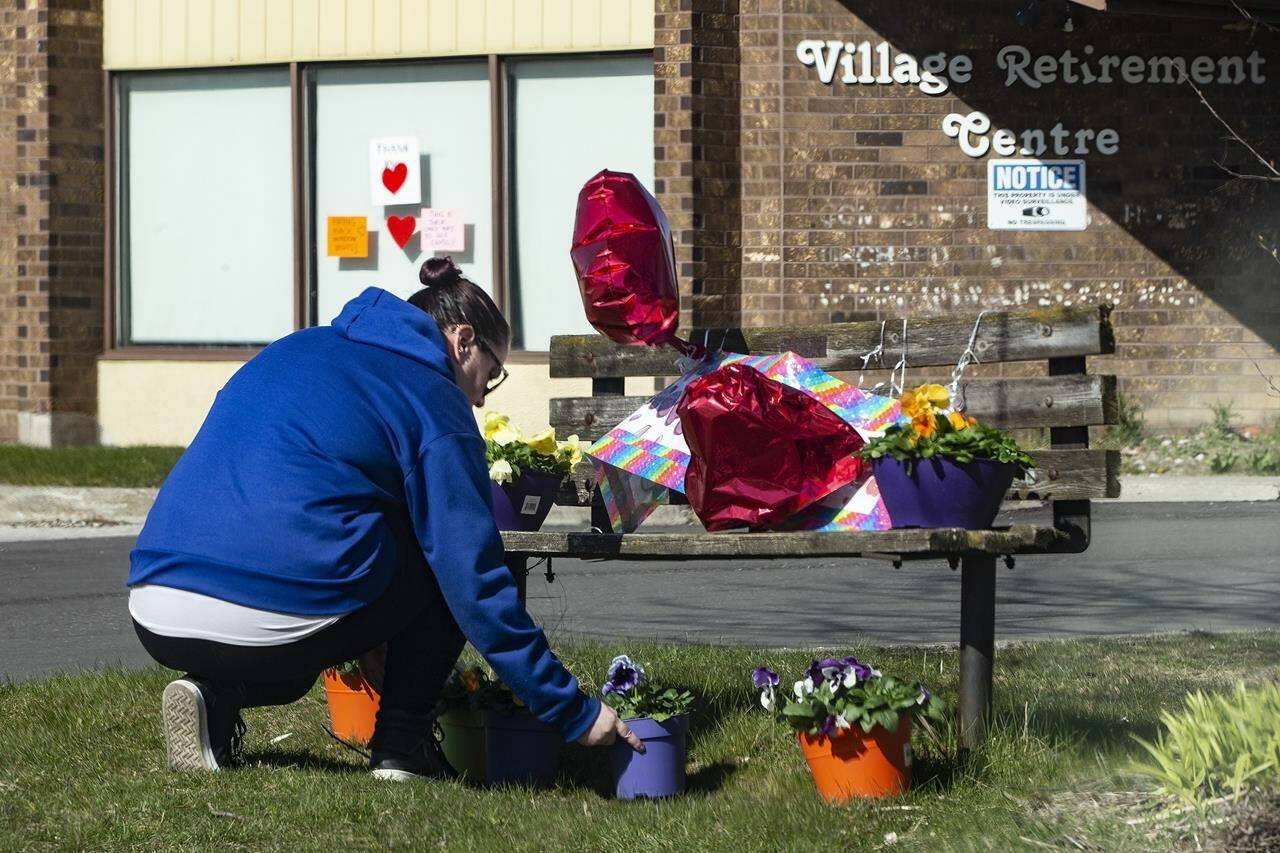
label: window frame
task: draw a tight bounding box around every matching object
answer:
[102,49,654,363]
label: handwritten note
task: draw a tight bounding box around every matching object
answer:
[420,208,465,252]
[369,137,421,206]
[327,216,369,258]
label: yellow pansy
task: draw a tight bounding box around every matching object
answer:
[918,384,950,409]
[527,427,558,456]
[488,459,514,484]
[485,412,522,447]
[558,434,584,468]
[948,411,972,431]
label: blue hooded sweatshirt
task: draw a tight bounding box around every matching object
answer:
[128,287,599,741]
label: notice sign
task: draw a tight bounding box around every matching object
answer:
[420,208,465,252]
[326,216,369,258]
[987,159,1086,231]
[370,137,421,206]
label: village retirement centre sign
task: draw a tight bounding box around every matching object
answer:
[795,40,1267,230]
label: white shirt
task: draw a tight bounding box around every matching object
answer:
[129,584,342,647]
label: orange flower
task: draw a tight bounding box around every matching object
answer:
[912,412,937,438]
[462,669,482,692]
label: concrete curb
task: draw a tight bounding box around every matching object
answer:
[0,475,1274,535]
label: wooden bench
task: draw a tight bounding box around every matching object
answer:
[501,306,1120,749]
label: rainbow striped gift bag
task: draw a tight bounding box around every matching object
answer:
[585,351,903,532]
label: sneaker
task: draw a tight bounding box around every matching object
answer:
[370,734,458,782]
[161,677,246,772]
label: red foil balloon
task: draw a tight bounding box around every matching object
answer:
[570,170,680,348]
[677,363,866,532]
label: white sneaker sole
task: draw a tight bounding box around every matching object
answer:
[162,679,220,772]
[371,768,426,782]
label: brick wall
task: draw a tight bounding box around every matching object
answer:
[0,0,102,445]
[665,0,1280,428]
[655,0,744,330]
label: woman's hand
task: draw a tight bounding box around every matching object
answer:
[576,702,645,753]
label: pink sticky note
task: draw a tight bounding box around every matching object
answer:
[420,208,465,252]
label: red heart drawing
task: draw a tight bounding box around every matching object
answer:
[382,162,408,195]
[387,215,416,249]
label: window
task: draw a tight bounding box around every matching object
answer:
[313,63,493,325]
[508,56,656,351]
[119,70,294,345]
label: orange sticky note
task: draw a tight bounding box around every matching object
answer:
[327,216,368,258]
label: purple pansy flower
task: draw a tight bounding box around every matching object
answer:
[818,714,839,737]
[805,658,845,690]
[602,654,645,696]
[752,667,780,690]
[842,655,874,684]
[917,684,931,705]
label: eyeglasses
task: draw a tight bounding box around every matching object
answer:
[476,338,509,395]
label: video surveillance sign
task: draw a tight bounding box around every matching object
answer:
[987,159,1087,231]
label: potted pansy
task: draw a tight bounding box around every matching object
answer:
[859,383,1035,529]
[484,412,583,532]
[322,659,380,745]
[754,656,941,801]
[601,655,695,800]
[435,664,490,782]
[473,673,563,787]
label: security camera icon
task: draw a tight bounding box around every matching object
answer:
[1022,206,1050,217]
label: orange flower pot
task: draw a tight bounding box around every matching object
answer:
[797,714,912,801]
[323,670,381,745]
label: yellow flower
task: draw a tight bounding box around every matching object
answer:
[912,412,937,438]
[918,384,950,409]
[485,412,522,447]
[902,384,950,420]
[527,427,557,456]
[488,459,514,484]
[558,434,584,468]
[948,411,971,431]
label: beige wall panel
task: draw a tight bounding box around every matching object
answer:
[373,0,404,56]
[132,0,162,67]
[512,0,543,51]
[426,0,457,54]
[485,0,516,53]
[401,0,431,54]
[571,0,601,47]
[212,0,241,64]
[98,361,245,447]
[542,0,574,49]
[104,0,135,69]
[185,0,215,66]
[106,0,653,69]
[239,0,269,63]
[454,0,486,53]
[265,0,296,59]
[346,0,376,56]
[99,360,652,447]
[159,0,186,67]
[318,0,348,57]
[629,0,652,48]
[294,0,321,59]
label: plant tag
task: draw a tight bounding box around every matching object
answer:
[903,742,913,767]
[520,496,541,515]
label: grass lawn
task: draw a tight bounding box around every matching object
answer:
[0,446,182,488]
[3,633,1278,851]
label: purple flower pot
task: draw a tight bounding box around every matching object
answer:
[873,457,1018,530]
[482,710,562,787]
[609,715,689,800]
[489,471,564,532]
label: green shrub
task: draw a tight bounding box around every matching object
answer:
[1209,448,1239,474]
[1133,680,1280,812]
[1208,400,1239,439]
[1107,392,1147,447]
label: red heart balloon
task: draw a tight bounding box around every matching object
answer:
[387,215,416,249]
[382,162,408,194]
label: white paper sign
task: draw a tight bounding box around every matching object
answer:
[369,137,422,206]
[987,159,1086,231]
[420,208,466,251]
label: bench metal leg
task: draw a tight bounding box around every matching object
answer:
[508,555,529,605]
[959,554,996,751]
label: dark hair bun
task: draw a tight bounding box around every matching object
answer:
[420,256,463,287]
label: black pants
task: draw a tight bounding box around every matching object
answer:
[133,529,465,753]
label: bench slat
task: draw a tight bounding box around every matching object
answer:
[555,448,1120,506]
[502,524,1065,559]
[549,306,1115,378]
[550,375,1118,439]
